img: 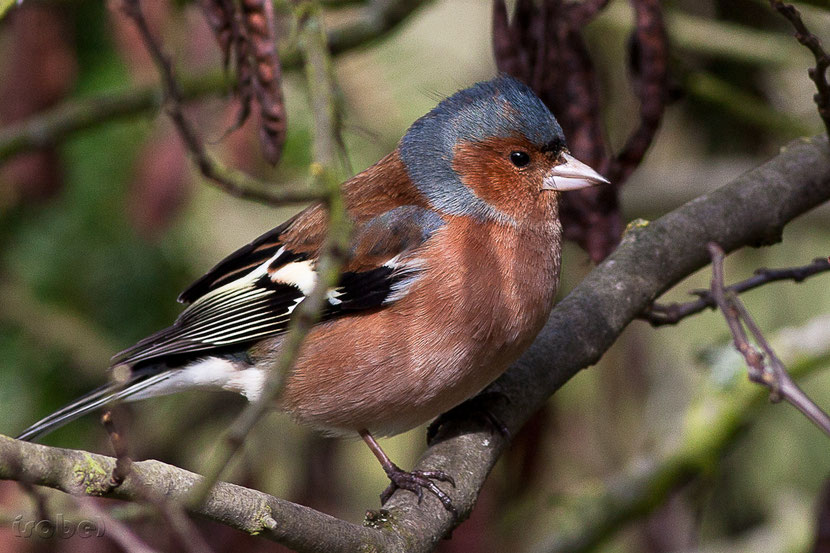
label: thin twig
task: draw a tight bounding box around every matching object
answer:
[707,242,830,437]
[101,409,133,491]
[120,0,316,207]
[101,407,214,553]
[769,0,830,135]
[640,256,830,326]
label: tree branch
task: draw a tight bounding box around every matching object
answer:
[640,256,830,326]
[1,135,829,551]
[770,0,830,135]
[708,242,830,436]
[0,435,395,553]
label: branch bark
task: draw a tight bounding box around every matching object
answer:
[0,435,393,552]
[1,134,829,551]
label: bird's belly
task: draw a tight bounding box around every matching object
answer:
[263,214,562,437]
[272,264,557,437]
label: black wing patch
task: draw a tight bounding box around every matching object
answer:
[113,206,444,368]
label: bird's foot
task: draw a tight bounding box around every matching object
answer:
[380,462,457,515]
[426,391,511,445]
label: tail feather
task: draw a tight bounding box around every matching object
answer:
[15,370,171,442]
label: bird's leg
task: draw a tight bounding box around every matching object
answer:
[359,429,456,515]
[426,391,511,446]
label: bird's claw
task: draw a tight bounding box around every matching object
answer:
[380,464,457,515]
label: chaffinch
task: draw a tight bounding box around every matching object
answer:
[17,75,608,511]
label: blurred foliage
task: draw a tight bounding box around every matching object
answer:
[0,1,829,553]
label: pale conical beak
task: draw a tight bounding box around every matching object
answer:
[542,153,610,191]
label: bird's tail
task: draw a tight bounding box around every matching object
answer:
[15,369,170,442]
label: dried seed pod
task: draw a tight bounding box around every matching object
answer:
[241,0,287,165]
[198,0,234,69]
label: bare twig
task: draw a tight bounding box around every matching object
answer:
[101,409,133,491]
[640,256,830,326]
[707,242,830,437]
[770,0,830,135]
[120,0,316,207]
[101,408,214,553]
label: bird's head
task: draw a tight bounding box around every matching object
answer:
[399,75,608,223]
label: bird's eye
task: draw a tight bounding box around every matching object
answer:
[510,151,531,168]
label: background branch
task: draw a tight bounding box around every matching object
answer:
[708,242,830,437]
[640,256,830,326]
[770,0,830,135]
[0,0,431,164]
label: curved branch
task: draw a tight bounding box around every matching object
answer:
[380,134,830,549]
[1,135,829,551]
[0,0,431,163]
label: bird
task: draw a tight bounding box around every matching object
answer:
[16,75,609,512]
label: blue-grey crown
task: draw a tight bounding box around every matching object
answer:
[399,75,565,221]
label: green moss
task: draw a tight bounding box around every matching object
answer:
[625,218,650,232]
[251,502,275,536]
[72,452,109,495]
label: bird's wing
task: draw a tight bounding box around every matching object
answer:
[111,205,445,367]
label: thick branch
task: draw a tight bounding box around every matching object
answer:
[0,435,394,553]
[380,134,830,549]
